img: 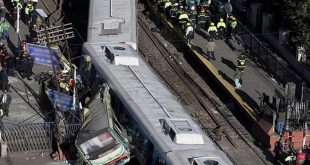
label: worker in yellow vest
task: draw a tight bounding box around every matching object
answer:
[207,22,217,40]
[24,3,33,26]
[216,18,226,39]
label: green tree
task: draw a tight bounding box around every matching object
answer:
[283,0,310,50]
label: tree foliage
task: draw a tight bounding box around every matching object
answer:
[283,0,310,50]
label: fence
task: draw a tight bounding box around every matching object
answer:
[236,23,310,101]
[0,122,81,152]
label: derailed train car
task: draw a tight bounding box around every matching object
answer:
[77,0,234,164]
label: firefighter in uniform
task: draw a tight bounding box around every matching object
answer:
[216,18,226,39]
[207,22,217,40]
[164,0,172,17]
[234,49,246,88]
[170,3,179,19]
[24,3,34,26]
[188,5,198,28]
[228,15,237,38]
[185,22,194,44]
[178,9,189,30]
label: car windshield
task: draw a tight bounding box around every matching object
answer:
[79,131,119,156]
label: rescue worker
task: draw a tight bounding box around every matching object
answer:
[170,3,179,19]
[59,70,70,94]
[197,8,207,28]
[1,20,11,41]
[19,53,34,80]
[216,18,226,39]
[5,53,16,77]
[207,22,217,40]
[24,3,34,26]
[164,0,172,17]
[188,4,198,28]
[296,150,306,165]
[185,22,194,44]
[234,49,246,88]
[228,15,237,38]
[178,9,189,30]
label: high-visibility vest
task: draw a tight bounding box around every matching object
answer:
[229,20,237,29]
[1,22,11,31]
[60,82,69,92]
[237,55,246,68]
[171,6,178,11]
[178,13,189,20]
[25,6,33,15]
[164,2,172,8]
[207,25,217,32]
[217,22,226,28]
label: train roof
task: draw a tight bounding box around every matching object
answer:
[83,42,233,164]
[87,0,137,45]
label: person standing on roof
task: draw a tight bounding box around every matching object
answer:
[216,18,226,39]
[234,49,246,88]
[185,22,194,44]
[207,22,217,40]
[1,20,11,41]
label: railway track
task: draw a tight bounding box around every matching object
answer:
[137,7,269,164]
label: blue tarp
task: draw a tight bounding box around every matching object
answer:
[27,43,60,66]
[46,89,77,112]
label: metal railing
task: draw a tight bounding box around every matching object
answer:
[236,23,310,101]
[1,122,81,152]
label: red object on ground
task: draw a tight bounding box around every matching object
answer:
[296,151,306,165]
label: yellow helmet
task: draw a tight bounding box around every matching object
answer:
[230,16,236,20]
[186,22,191,26]
[220,18,224,22]
[210,22,215,26]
